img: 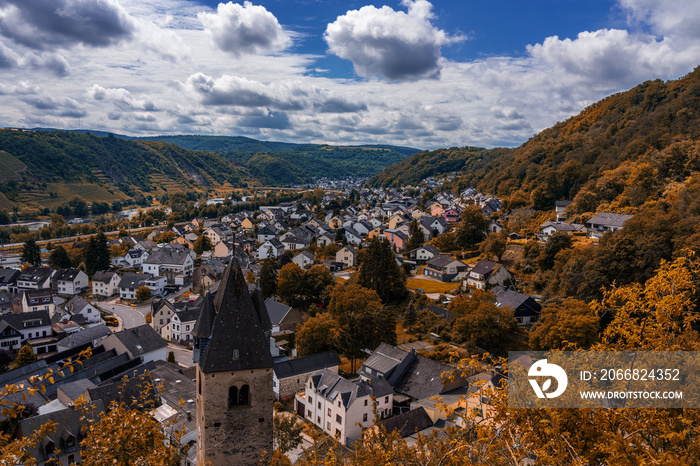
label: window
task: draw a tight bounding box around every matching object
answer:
[364,400,368,406]
[337,400,341,407]
[384,396,389,403]
[228,386,238,409]
[363,413,367,422]
[327,408,331,416]
[239,385,249,405]
[317,402,321,409]
[336,414,342,424]
[307,396,312,403]
[327,421,331,430]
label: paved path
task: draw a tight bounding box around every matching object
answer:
[167,342,194,368]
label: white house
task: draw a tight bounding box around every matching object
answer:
[168,307,199,344]
[296,369,394,445]
[64,296,101,324]
[99,325,168,364]
[117,272,153,300]
[144,276,167,297]
[16,267,54,290]
[0,310,53,352]
[142,247,194,281]
[258,239,285,260]
[293,250,315,269]
[92,271,120,297]
[21,289,55,315]
[335,245,357,268]
[53,268,89,296]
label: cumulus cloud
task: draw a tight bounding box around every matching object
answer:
[324,0,462,81]
[20,92,86,117]
[88,84,159,111]
[198,1,289,56]
[0,0,136,49]
[619,0,700,40]
[239,110,291,129]
[527,28,698,87]
[29,53,71,77]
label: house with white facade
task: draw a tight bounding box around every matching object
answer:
[141,247,194,282]
[53,268,89,296]
[0,310,53,352]
[117,272,153,300]
[292,250,315,269]
[64,296,101,324]
[296,369,393,445]
[258,239,285,260]
[16,267,54,290]
[92,271,120,297]
[21,289,55,315]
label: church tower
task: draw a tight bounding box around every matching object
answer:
[194,259,274,466]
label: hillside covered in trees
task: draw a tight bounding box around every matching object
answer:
[141,135,418,186]
[370,67,700,214]
[0,129,260,211]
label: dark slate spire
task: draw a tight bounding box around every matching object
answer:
[250,288,272,341]
[199,258,273,373]
[192,293,215,339]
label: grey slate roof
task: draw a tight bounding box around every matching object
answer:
[393,355,457,400]
[110,324,167,357]
[92,270,117,284]
[191,293,215,338]
[57,324,112,350]
[143,247,191,266]
[426,255,462,269]
[274,351,341,379]
[0,268,19,286]
[18,266,53,284]
[586,212,634,228]
[310,369,392,409]
[470,260,498,276]
[118,272,152,290]
[264,298,292,326]
[199,258,273,373]
[1,310,51,331]
[493,288,541,317]
[53,268,83,282]
[377,407,433,437]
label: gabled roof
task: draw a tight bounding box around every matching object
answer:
[493,288,541,317]
[310,369,390,409]
[199,259,273,373]
[555,200,573,208]
[586,212,634,228]
[264,298,292,326]
[174,306,200,324]
[191,293,216,338]
[110,324,167,356]
[18,266,53,283]
[53,268,84,282]
[65,296,92,314]
[274,351,341,379]
[426,255,463,269]
[0,268,20,285]
[1,310,51,332]
[118,272,153,289]
[295,250,315,260]
[377,407,433,437]
[143,248,191,266]
[470,260,498,276]
[57,324,111,349]
[92,270,117,284]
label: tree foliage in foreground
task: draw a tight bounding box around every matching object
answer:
[269,252,700,465]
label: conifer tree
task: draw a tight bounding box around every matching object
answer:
[14,344,37,368]
[357,237,408,304]
[260,259,278,299]
[405,219,424,252]
[20,239,41,266]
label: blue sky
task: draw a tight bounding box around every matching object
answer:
[0,0,698,149]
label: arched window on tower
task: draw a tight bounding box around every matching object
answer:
[228,386,238,409]
[239,384,249,406]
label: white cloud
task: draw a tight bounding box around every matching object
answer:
[324,0,463,81]
[198,1,290,56]
[527,28,700,88]
[0,0,136,49]
[619,0,700,40]
[88,85,159,112]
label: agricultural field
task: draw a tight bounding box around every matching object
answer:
[0,151,26,181]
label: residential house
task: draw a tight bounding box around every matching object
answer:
[493,287,541,326]
[343,227,362,245]
[466,260,513,290]
[64,296,101,324]
[169,306,200,344]
[141,247,194,281]
[213,240,235,258]
[274,351,341,400]
[555,200,573,221]
[21,289,55,315]
[586,212,634,237]
[100,324,168,363]
[0,310,53,352]
[442,207,461,223]
[171,235,195,249]
[0,251,21,269]
[117,272,153,300]
[281,235,309,251]
[91,271,120,297]
[335,245,357,268]
[0,291,14,314]
[257,226,277,243]
[405,245,441,262]
[296,369,393,445]
[258,239,285,260]
[16,267,54,290]
[384,229,408,252]
[293,250,316,269]
[52,268,89,296]
[203,226,229,246]
[113,248,149,268]
[144,276,167,297]
[265,298,303,333]
[151,299,177,338]
[424,256,468,282]
[540,221,585,237]
[489,220,504,234]
[0,268,19,293]
[316,233,335,248]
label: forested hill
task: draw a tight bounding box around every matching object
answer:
[370,67,700,213]
[140,135,419,186]
[0,129,257,210]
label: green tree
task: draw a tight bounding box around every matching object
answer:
[48,245,72,269]
[167,351,176,363]
[537,232,573,270]
[449,290,518,356]
[529,298,599,350]
[357,237,408,304]
[135,286,151,302]
[273,413,304,454]
[260,259,278,299]
[480,231,507,262]
[20,238,41,266]
[404,219,424,252]
[277,263,307,308]
[329,282,397,372]
[84,231,111,276]
[295,313,338,357]
[13,344,36,368]
[455,205,489,249]
[193,235,212,254]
